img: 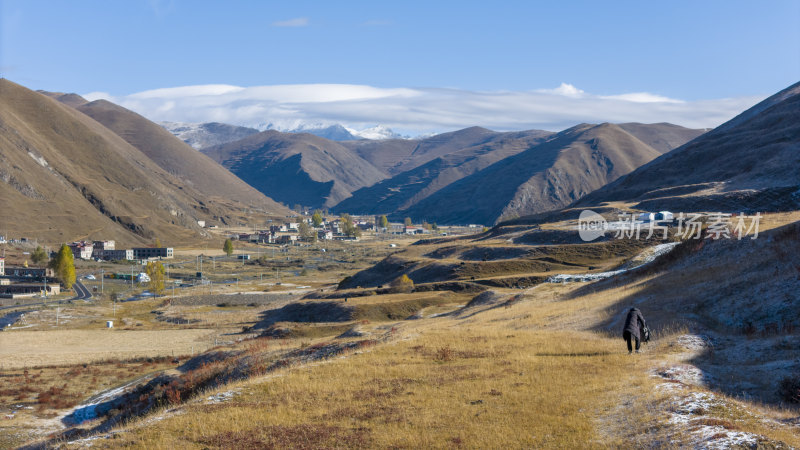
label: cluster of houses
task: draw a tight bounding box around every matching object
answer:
[230,217,377,245]
[67,240,173,262]
[0,257,60,298]
[231,216,441,244]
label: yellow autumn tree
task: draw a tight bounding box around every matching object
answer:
[390,274,414,293]
[50,244,76,289]
[146,261,166,295]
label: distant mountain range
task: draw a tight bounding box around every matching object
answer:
[191,119,703,223]
[201,131,387,209]
[161,122,261,150]
[335,128,554,214]
[13,77,791,237]
[0,79,289,246]
[384,122,695,225]
[161,121,407,149]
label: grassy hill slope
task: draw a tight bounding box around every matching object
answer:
[0,79,272,245]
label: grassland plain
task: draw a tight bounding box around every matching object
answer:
[57,277,800,449]
[0,329,220,369]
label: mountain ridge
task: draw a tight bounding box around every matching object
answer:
[575,81,800,212]
[202,130,387,208]
[1,79,288,246]
[396,122,669,225]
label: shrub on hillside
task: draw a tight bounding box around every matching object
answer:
[389,274,414,293]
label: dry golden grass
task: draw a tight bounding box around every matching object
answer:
[111,328,655,449]
[85,269,800,449]
[0,357,178,449]
[0,329,218,369]
[96,283,669,448]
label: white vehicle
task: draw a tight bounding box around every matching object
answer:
[137,272,150,283]
[84,274,96,280]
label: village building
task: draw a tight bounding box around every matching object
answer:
[92,240,115,251]
[132,247,174,260]
[3,267,54,279]
[404,226,424,235]
[93,249,134,261]
[68,241,94,260]
[0,283,60,298]
[275,235,298,245]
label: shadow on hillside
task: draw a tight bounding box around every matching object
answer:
[583,222,800,408]
[251,301,353,331]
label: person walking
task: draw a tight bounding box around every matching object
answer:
[622,307,647,354]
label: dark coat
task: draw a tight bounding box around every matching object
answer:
[623,308,646,340]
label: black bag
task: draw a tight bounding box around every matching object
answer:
[641,325,651,343]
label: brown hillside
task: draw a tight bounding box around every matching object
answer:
[399,123,664,225]
[343,126,507,176]
[576,81,800,212]
[37,90,89,108]
[70,99,286,212]
[0,79,273,246]
[202,130,386,208]
[617,122,707,153]
[335,129,552,214]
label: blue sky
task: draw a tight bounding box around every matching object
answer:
[2,0,799,133]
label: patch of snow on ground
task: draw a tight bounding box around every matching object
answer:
[657,364,715,387]
[675,333,714,351]
[69,376,153,424]
[207,390,239,404]
[547,242,679,283]
[663,387,760,449]
[28,151,49,167]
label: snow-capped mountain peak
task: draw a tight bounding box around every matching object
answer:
[345,124,404,140]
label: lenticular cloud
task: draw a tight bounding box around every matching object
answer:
[84,83,763,135]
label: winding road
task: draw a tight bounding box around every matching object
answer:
[0,280,93,317]
[72,280,92,300]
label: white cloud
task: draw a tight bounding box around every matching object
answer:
[600,92,684,103]
[91,83,764,135]
[271,17,309,27]
[538,82,585,98]
[83,91,112,101]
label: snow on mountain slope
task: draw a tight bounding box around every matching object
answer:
[161,121,260,149]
